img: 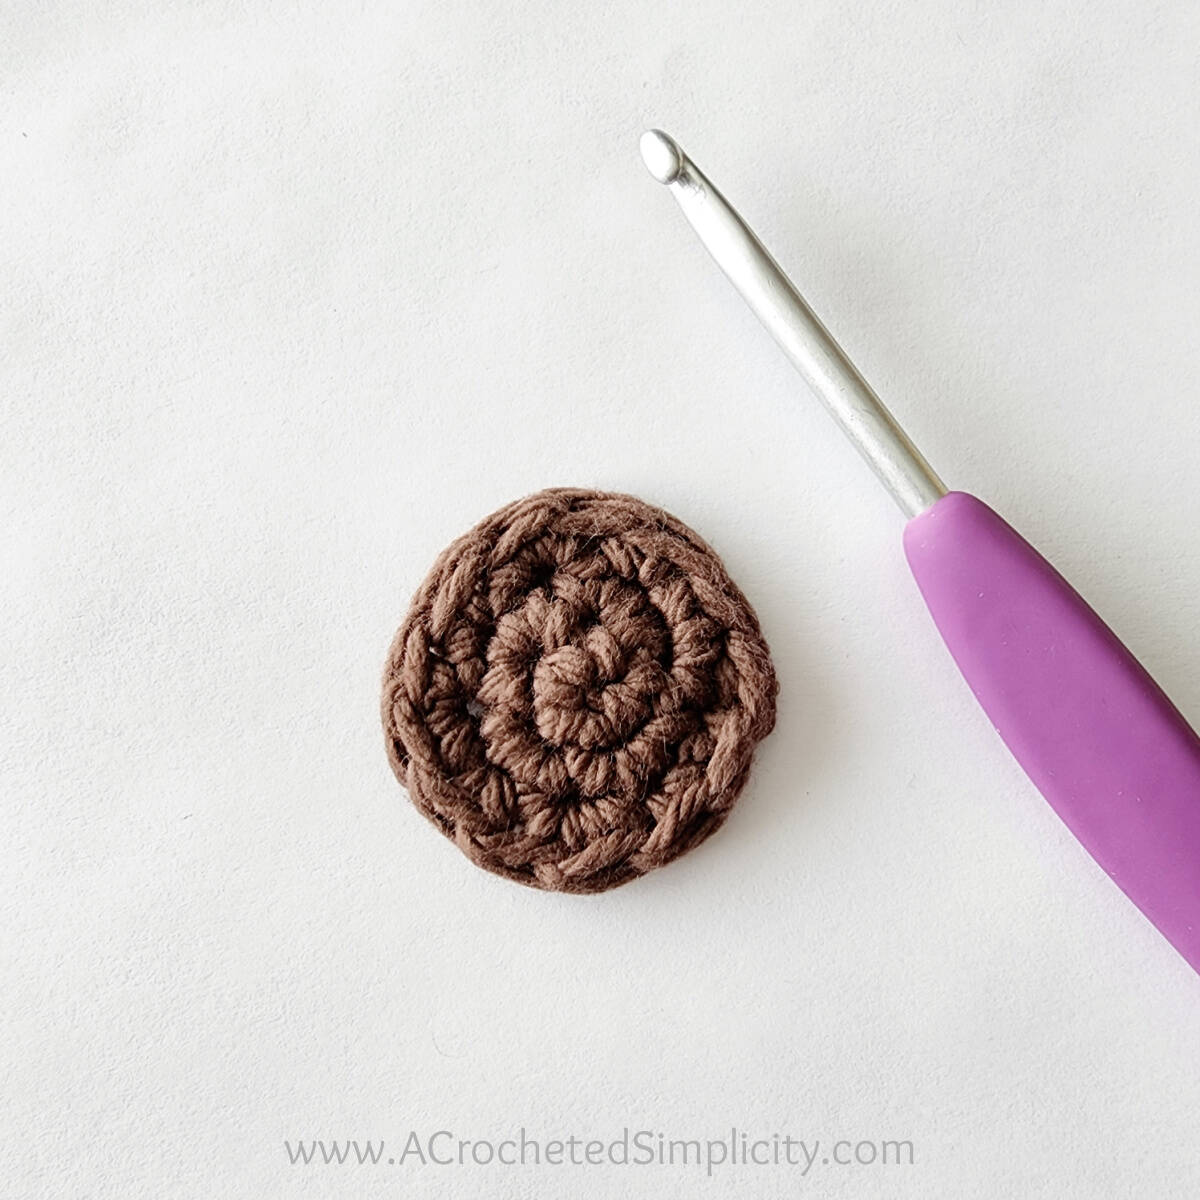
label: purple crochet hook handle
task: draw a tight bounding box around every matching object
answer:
[905,493,1200,971]
[644,130,1200,974]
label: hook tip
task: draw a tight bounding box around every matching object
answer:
[639,129,684,184]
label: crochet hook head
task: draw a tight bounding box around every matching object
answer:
[639,129,946,517]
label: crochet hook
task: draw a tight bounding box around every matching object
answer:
[641,128,1200,976]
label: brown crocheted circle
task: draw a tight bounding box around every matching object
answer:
[381,488,777,893]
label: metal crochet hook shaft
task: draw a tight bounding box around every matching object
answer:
[640,129,946,517]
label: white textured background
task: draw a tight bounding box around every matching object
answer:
[5,2,1200,1196]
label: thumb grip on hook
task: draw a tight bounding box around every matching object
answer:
[905,491,1200,974]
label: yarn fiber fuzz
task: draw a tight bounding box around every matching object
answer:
[382,488,777,893]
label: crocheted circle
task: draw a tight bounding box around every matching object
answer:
[381,488,777,893]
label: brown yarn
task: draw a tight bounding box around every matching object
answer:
[381,488,777,893]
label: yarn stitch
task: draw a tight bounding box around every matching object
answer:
[381,488,777,893]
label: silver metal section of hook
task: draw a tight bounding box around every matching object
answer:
[640,129,946,517]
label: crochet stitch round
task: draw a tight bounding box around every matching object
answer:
[381,488,777,893]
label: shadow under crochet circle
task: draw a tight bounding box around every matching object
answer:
[381,488,778,893]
